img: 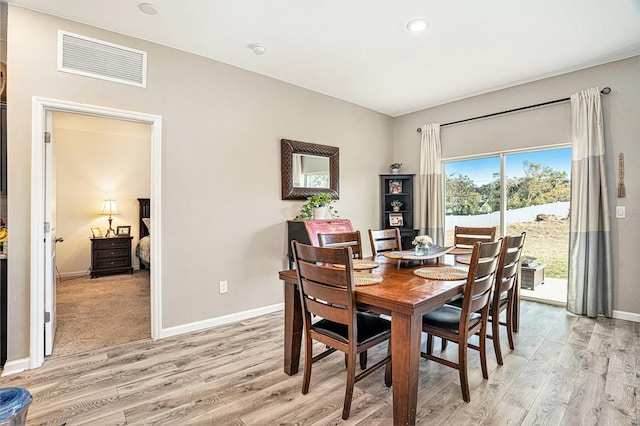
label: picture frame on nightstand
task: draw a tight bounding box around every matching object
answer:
[91,227,103,238]
[116,225,131,236]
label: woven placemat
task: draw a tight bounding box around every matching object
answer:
[413,267,467,281]
[355,272,383,285]
[333,259,379,270]
[455,256,472,265]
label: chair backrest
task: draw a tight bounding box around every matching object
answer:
[495,232,526,299]
[292,241,357,336]
[368,228,402,258]
[318,231,363,259]
[454,226,497,249]
[460,240,502,331]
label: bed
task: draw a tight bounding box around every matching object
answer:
[137,198,151,268]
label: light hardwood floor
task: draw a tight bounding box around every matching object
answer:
[0,301,637,425]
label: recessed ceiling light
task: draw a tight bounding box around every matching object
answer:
[250,44,266,55]
[138,3,159,15]
[406,18,429,32]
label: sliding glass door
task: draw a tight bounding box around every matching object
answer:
[443,156,501,245]
[444,147,571,304]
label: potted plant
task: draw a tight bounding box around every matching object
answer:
[390,162,402,174]
[295,192,339,220]
[390,199,403,212]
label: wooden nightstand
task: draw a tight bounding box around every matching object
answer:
[90,236,133,278]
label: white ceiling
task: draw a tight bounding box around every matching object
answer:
[8,0,640,116]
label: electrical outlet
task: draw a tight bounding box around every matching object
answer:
[219,280,228,294]
[616,206,626,219]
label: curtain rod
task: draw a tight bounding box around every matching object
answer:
[416,86,611,133]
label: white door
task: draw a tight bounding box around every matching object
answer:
[44,110,57,356]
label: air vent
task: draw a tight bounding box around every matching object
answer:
[58,30,147,88]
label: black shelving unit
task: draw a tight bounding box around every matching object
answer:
[379,174,418,249]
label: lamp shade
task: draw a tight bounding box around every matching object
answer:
[100,199,120,216]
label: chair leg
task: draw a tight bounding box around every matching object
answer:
[342,352,357,420]
[458,341,470,402]
[302,336,313,395]
[479,326,489,380]
[360,350,368,370]
[492,313,504,366]
[441,338,448,352]
[506,303,515,350]
[426,334,434,355]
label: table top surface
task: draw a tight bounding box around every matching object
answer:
[279,255,469,316]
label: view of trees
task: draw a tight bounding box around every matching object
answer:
[446,161,570,215]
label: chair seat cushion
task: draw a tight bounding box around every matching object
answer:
[447,293,508,310]
[422,305,481,332]
[313,312,391,345]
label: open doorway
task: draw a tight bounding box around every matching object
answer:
[30,97,162,370]
[444,146,571,305]
[51,112,151,357]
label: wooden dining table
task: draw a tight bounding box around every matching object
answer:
[278,255,470,426]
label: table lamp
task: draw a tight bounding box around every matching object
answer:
[100,199,120,237]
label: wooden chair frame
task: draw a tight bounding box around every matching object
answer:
[421,240,502,402]
[368,228,402,258]
[292,241,392,420]
[487,232,526,365]
[318,231,363,259]
[454,226,497,249]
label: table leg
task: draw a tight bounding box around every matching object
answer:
[284,281,303,375]
[391,311,423,426]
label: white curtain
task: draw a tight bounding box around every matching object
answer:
[419,124,444,245]
[567,87,613,317]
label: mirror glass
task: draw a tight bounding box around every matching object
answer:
[292,154,330,188]
[281,139,339,200]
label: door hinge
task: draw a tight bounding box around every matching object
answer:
[44,222,50,233]
[44,132,51,144]
[44,312,51,323]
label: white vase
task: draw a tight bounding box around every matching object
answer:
[312,206,329,220]
[391,168,400,174]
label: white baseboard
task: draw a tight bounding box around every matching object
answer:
[58,270,90,279]
[1,357,30,376]
[158,303,284,339]
[612,309,640,323]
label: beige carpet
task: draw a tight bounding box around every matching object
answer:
[52,270,150,357]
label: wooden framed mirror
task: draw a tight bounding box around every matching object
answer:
[281,139,339,200]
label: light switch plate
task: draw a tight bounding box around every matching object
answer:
[616,206,626,218]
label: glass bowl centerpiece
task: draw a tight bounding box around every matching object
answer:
[412,235,433,256]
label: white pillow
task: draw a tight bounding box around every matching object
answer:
[142,218,151,234]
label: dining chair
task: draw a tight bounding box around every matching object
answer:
[368,228,402,258]
[487,232,526,365]
[453,226,497,250]
[421,239,502,402]
[291,241,392,420]
[446,232,526,364]
[318,231,363,259]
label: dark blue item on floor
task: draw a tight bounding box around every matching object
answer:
[0,387,32,426]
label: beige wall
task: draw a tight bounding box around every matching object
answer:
[6,6,393,362]
[393,56,640,316]
[54,112,151,274]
